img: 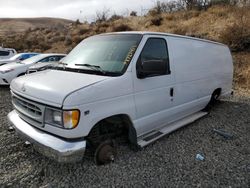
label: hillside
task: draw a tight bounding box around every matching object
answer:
[0,17,73,37]
[0,5,249,91]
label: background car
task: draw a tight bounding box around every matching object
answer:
[0,53,65,85]
[0,47,17,60]
[26,55,65,74]
[0,53,39,66]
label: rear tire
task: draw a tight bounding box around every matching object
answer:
[203,89,221,112]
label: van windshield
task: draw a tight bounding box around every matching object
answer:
[61,34,142,76]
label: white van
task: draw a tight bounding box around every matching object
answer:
[7,32,233,164]
[0,47,17,60]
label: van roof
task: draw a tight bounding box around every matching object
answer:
[101,31,226,47]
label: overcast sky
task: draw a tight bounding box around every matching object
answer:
[0,0,156,22]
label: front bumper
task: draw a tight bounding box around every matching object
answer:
[7,110,86,163]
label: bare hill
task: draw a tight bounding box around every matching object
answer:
[0,17,73,36]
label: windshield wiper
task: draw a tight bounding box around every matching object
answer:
[75,63,106,74]
[58,62,68,65]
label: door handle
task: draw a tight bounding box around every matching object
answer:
[170,88,174,97]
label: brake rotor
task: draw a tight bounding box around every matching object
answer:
[94,140,117,165]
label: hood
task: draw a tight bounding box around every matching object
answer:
[10,69,108,107]
[0,62,24,70]
[0,59,16,65]
[0,59,14,62]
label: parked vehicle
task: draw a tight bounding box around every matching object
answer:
[0,53,65,85]
[7,32,233,164]
[0,47,17,60]
[26,55,65,74]
[0,53,39,66]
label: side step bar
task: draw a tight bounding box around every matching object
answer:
[138,111,208,148]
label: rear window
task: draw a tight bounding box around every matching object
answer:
[0,51,10,56]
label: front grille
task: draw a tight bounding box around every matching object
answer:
[12,92,45,127]
[13,97,42,116]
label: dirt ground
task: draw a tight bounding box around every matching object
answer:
[0,86,249,187]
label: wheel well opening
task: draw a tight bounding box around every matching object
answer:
[213,88,222,99]
[86,114,137,149]
[17,73,25,77]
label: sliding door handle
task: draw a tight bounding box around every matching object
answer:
[170,88,174,97]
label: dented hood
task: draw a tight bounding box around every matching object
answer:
[10,69,108,107]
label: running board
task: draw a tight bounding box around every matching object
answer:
[138,111,208,148]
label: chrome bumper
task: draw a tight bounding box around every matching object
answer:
[7,110,86,163]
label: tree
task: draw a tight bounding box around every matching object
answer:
[95,8,110,23]
[130,11,137,16]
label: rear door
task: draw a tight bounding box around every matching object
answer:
[132,36,175,136]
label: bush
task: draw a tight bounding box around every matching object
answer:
[220,23,250,52]
[150,16,163,26]
[78,28,89,35]
[111,24,133,32]
[130,11,137,16]
[39,42,51,51]
[64,37,72,46]
[72,36,83,44]
[109,14,123,21]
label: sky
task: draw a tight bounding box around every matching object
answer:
[0,0,156,22]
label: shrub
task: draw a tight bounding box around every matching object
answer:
[109,14,123,21]
[72,36,83,44]
[130,11,137,16]
[39,42,51,51]
[78,28,89,35]
[64,37,72,46]
[150,16,163,26]
[220,23,250,52]
[75,19,81,25]
[111,24,133,32]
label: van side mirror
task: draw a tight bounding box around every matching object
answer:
[137,59,169,79]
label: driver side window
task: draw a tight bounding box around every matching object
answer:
[140,38,169,68]
[137,38,170,78]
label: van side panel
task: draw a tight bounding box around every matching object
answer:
[167,36,233,119]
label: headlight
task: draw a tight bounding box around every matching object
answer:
[0,68,14,74]
[45,108,80,129]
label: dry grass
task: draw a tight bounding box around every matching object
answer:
[233,52,250,91]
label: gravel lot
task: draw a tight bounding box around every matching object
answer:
[0,86,249,188]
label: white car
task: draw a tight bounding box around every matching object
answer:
[8,32,233,164]
[26,55,66,74]
[0,53,65,85]
[0,47,17,60]
[0,53,39,66]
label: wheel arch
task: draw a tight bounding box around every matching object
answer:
[87,113,138,146]
[212,88,222,99]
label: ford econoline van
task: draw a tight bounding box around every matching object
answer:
[8,32,233,165]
